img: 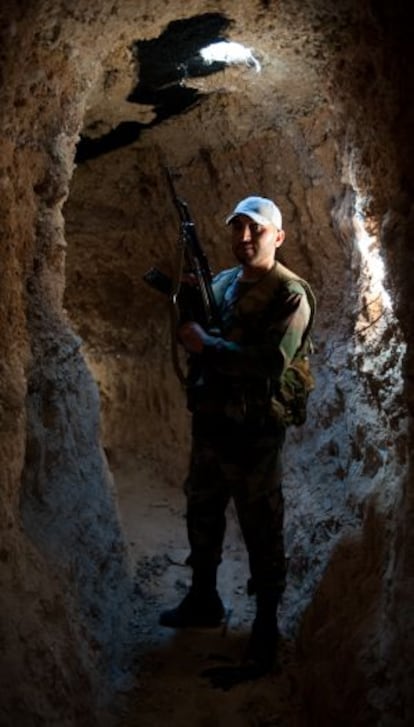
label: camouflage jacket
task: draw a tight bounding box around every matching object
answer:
[187,261,316,426]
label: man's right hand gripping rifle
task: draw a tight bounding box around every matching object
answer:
[143,168,221,384]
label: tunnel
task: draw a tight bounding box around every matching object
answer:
[0,1,413,725]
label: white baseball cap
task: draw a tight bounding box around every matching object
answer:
[226,196,282,230]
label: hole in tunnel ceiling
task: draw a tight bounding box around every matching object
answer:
[75,13,231,163]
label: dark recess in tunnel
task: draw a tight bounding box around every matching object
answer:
[75,12,231,163]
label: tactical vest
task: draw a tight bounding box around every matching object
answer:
[212,262,316,427]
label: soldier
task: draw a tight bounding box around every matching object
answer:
[159,196,315,678]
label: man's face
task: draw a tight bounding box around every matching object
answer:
[230,214,285,272]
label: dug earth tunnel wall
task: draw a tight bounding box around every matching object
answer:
[0,1,413,725]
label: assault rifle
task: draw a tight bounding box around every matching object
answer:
[143,167,221,384]
[143,167,221,331]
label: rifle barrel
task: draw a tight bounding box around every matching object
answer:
[164,164,221,331]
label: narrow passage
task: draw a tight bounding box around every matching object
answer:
[105,454,307,727]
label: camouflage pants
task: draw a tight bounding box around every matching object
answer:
[184,417,286,600]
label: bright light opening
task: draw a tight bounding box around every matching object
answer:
[200,41,261,72]
[352,197,406,407]
[353,202,392,312]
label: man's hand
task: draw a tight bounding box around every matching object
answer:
[178,321,208,354]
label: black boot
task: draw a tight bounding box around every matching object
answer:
[159,565,224,628]
[159,587,224,628]
[200,600,278,690]
[243,615,279,673]
[243,593,280,674]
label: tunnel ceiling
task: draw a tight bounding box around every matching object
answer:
[75,2,337,164]
[77,12,233,160]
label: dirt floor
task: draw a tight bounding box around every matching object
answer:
[101,454,308,727]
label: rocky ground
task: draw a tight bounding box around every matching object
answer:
[101,454,307,727]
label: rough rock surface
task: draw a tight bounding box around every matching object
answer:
[0,1,413,725]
